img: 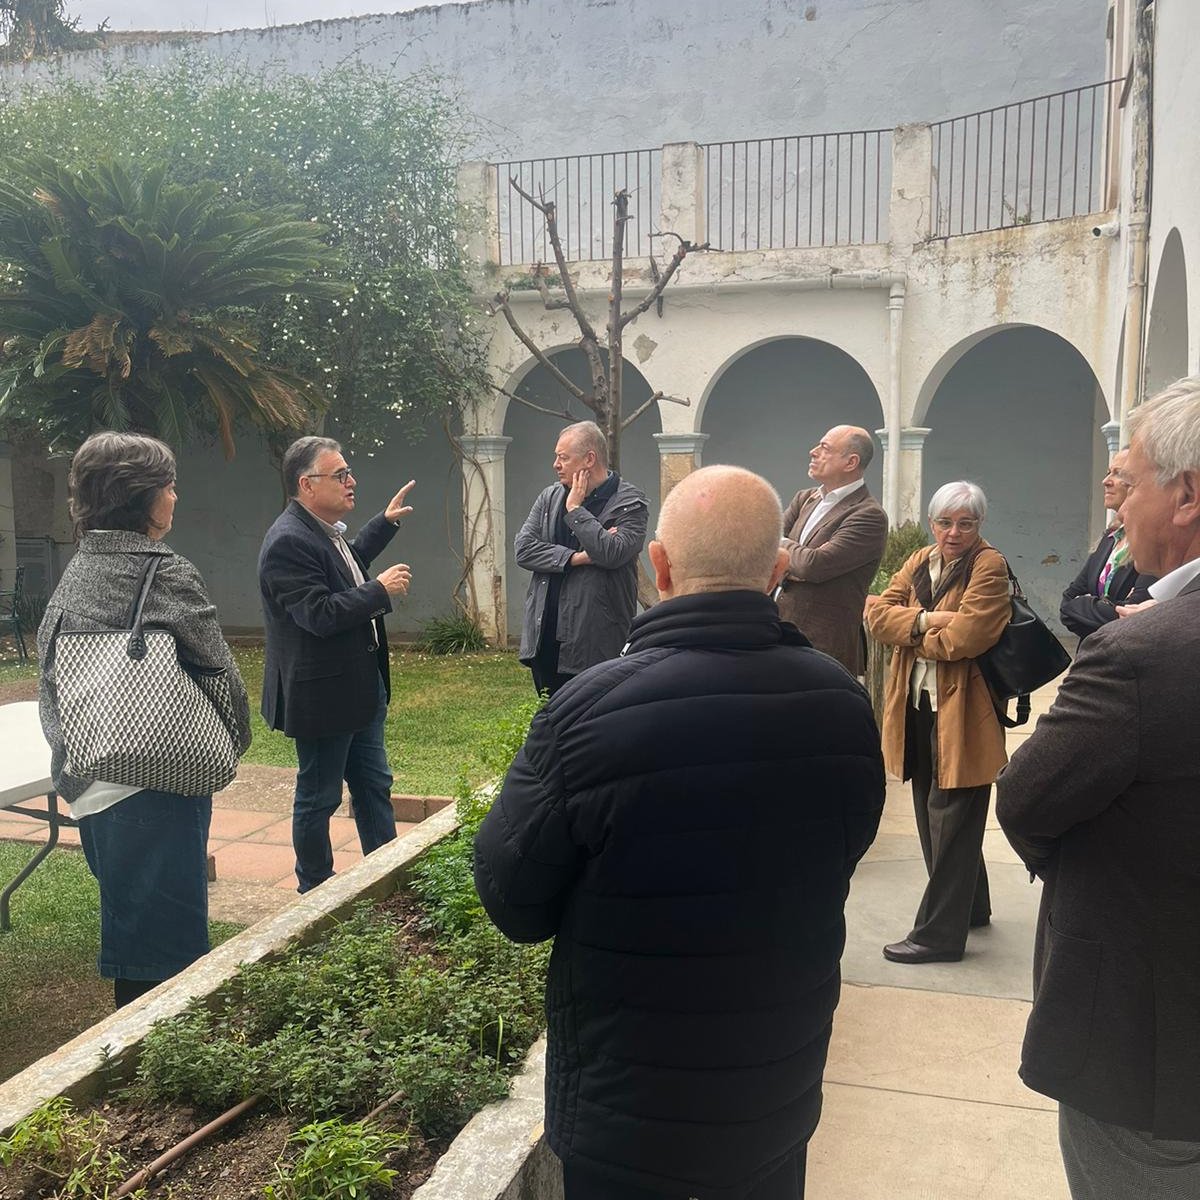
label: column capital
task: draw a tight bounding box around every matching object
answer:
[1100,420,1122,456]
[879,425,932,451]
[653,432,710,460]
[458,434,512,461]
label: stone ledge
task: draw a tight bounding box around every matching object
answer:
[392,794,454,823]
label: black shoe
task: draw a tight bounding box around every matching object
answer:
[882,939,963,964]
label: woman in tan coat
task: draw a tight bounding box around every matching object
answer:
[865,481,1011,964]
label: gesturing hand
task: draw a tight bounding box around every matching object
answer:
[385,480,416,524]
[564,469,589,513]
[377,563,412,597]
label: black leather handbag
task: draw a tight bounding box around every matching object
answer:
[976,561,1072,727]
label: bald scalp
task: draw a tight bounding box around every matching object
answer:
[656,465,784,594]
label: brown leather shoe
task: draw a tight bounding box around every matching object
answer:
[882,939,963,964]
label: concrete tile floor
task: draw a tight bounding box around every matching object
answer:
[811,680,1069,1198]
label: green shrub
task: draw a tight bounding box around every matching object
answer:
[418,612,488,655]
[134,694,552,1142]
[0,1097,130,1198]
[265,1118,408,1200]
[870,519,929,594]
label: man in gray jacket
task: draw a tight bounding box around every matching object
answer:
[515,421,648,695]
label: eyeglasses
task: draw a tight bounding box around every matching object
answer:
[931,517,980,533]
[306,468,354,485]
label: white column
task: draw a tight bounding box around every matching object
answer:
[878,426,932,526]
[653,432,710,504]
[459,434,512,647]
[659,142,706,246]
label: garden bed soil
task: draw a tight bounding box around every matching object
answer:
[0,893,456,1200]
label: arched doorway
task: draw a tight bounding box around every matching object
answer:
[501,349,660,638]
[699,337,885,507]
[1143,228,1188,396]
[917,327,1108,631]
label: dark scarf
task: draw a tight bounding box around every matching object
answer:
[911,543,984,611]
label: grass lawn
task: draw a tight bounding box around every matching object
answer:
[0,842,242,1083]
[234,645,531,794]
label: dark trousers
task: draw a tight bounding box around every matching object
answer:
[291,674,396,893]
[530,633,574,698]
[79,790,212,982]
[907,697,991,953]
[561,1148,806,1200]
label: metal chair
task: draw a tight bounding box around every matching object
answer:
[0,565,28,663]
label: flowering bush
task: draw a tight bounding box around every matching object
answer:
[0,56,488,452]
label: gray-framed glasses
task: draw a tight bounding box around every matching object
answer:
[931,517,979,533]
[306,468,354,485]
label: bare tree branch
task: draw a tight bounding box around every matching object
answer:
[488,289,589,405]
[492,381,578,422]
[619,233,711,330]
[532,264,571,311]
[620,390,691,430]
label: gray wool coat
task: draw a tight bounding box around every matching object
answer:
[37,530,252,804]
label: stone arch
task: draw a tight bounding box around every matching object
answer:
[918,326,1109,632]
[697,336,885,507]
[501,347,661,632]
[1143,227,1188,396]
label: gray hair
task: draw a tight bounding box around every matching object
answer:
[560,420,609,468]
[1127,375,1200,484]
[845,429,875,471]
[928,480,988,523]
[282,436,341,498]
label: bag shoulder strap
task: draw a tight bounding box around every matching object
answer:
[126,557,162,660]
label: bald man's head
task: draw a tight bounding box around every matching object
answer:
[650,466,788,598]
[808,425,874,489]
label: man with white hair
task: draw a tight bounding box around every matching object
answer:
[514,420,648,696]
[476,465,885,1199]
[997,376,1200,1198]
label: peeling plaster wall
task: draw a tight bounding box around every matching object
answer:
[5,0,1106,159]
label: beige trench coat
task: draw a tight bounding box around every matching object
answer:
[866,541,1012,789]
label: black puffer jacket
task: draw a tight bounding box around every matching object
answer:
[474,590,885,1198]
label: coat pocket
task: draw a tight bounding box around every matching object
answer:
[1024,917,1102,1079]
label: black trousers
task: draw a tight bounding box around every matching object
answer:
[530,630,574,697]
[561,1146,806,1200]
[906,696,991,953]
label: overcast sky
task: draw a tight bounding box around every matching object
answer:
[70,1,436,33]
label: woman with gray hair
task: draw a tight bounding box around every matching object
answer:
[37,432,251,1008]
[865,481,1012,964]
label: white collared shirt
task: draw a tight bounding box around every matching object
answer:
[798,477,865,545]
[1148,555,1200,601]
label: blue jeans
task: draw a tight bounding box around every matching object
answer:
[79,790,212,981]
[292,673,397,893]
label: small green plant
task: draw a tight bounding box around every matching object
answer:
[870,519,930,594]
[418,611,488,655]
[264,1118,408,1200]
[0,1097,130,1197]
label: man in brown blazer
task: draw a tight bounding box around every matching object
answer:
[997,377,1200,1198]
[777,425,888,673]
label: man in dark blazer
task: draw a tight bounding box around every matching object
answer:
[258,436,415,892]
[1059,448,1156,640]
[997,377,1200,1198]
[777,425,888,674]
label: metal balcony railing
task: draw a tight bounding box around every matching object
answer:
[494,149,661,266]
[930,78,1125,238]
[703,129,892,250]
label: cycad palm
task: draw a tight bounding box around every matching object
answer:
[0,157,345,455]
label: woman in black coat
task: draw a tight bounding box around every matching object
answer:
[1059,450,1155,639]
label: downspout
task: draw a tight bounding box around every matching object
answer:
[886,278,906,524]
[1119,0,1155,440]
